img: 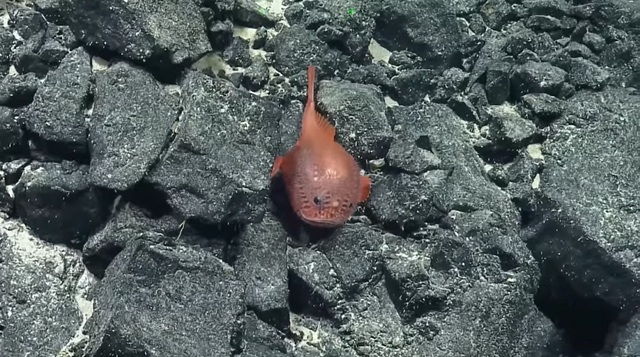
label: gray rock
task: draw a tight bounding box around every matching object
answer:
[511,61,568,98]
[391,69,439,105]
[61,0,211,65]
[240,311,290,357]
[0,73,39,107]
[37,38,69,65]
[316,224,385,293]
[89,61,180,191]
[224,37,252,68]
[613,313,640,357]
[487,104,538,147]
[432,67,468,103]
[271,24,345,76]
[525,15,563,32]
[25,47,92,156]
[568,57,610,90]
[0,170,10,213]
[82,202,181,278]
[480,0,516,30]
[447,94,481,124]
[520,92,565,122]
[582,32,606,53]
[287,244,342,312]
[485,60,512,105]
[83,240,245,356]
[13,161,112,245]
[521,193,640,352]
[242,56,270,91]
[235,213,289,330]
[375,0,463,67]
[208,20,234,49]
[317,80,392,160]
[233,0,278,28]
[522,0,570,17]
[0,106,24,158]
[541,89,640,276]
[367,172,446,234]
[147,71,280,225]
[0,218,90,356]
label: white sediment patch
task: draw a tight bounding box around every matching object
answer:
[368,39,391,64]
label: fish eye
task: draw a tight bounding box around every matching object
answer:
[313,196,322,205]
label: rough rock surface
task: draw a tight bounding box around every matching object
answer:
[1,0,640,356]
[89,61,180,191]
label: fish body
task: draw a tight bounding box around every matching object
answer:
[271,66,371,227]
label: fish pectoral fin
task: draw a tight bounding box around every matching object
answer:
[359,175,371,202]
[271,156,285,178]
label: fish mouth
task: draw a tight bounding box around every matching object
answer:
[297,210,342,228]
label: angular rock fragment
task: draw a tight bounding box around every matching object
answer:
[485,60,512,105]
[511,61,568,98]
[61,0,211,65]
[235,213,289,329]
[487,104,538,147]
[89,61,180,191]
[13,161,111,245]
[0,106,24,158]
[317,80,392,160]
[271,24,345,76]
[520,92,564,123]
[82,202,181,278]
[375,0,463,67]
[25,47,92,157]
[0,73,39,107]
[0,219,89,356]
[147,71,280,225]
[83,241,245,357]
[568,57,610,90]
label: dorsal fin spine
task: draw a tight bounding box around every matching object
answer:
[301,66,336,141]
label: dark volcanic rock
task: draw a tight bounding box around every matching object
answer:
[147,71,280,225]
[567,57,610,90]
[520,92,564,123]
[541,89,640,277]
[367,172,446,233]
[511,61,568,98]
[480,0,517,30]
[235,213,288,330]
[233,0,278,28]
[0,73,40,107]
[241,311,290,356]
[0,220,88,356]
[375,0,463,67]
[377,102,519,234]
[521,193,640,353]
[61,0,211,65]
[0,170,11,213]
[83,240,245,356]
[486,105,538,148]
[13,161,111,245]
[25,47,92,157]
[271,24,345,76]
[223,37,252,68]
[242,56,270,91]
[89,61,179,191]
[485,60,512,105]
[317,80,393,160]
[82,202,181,278]
[391,68,439,105]
[0,106,24,158]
